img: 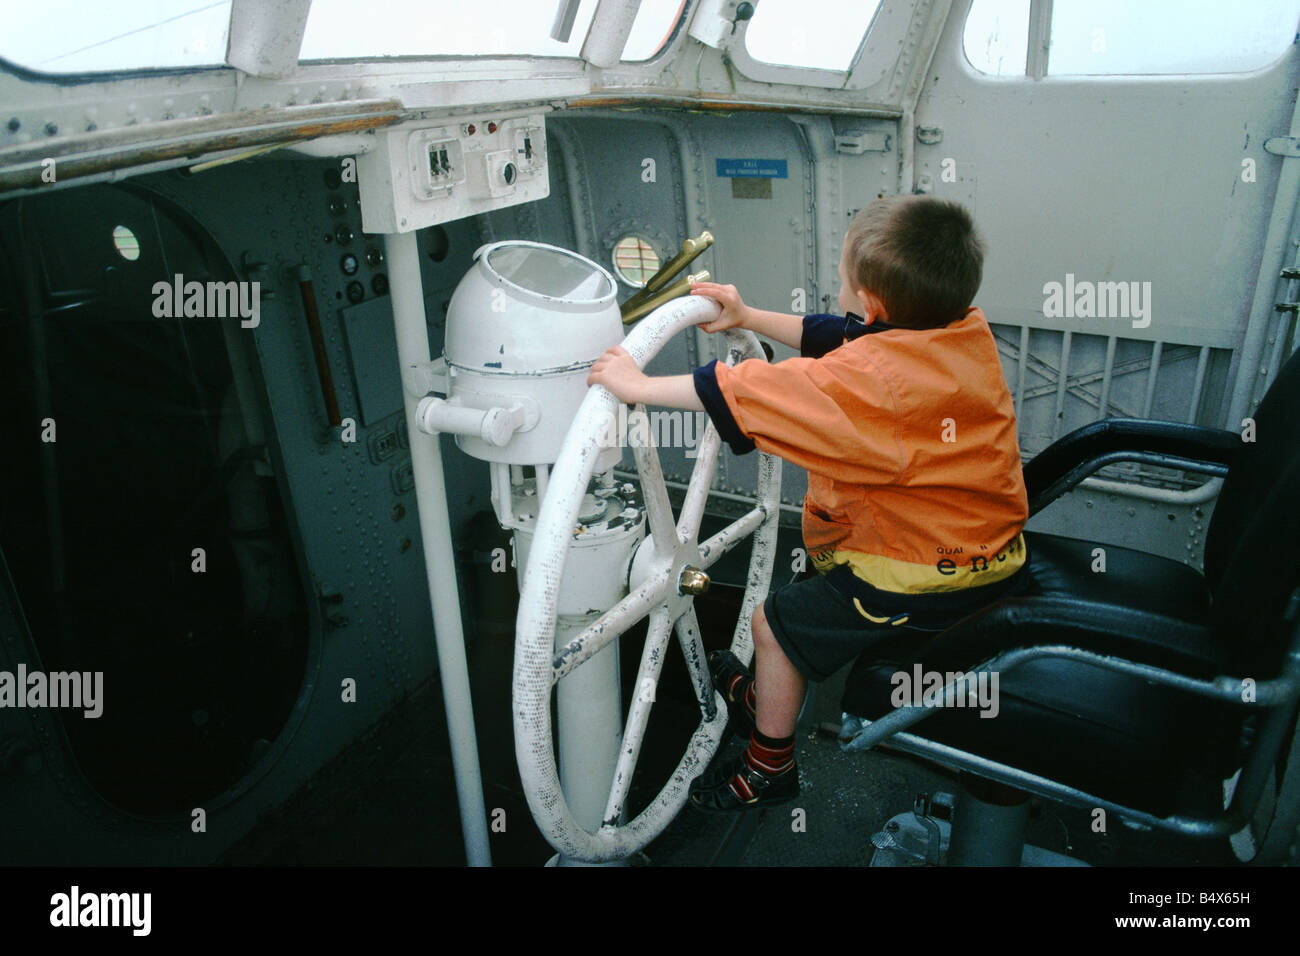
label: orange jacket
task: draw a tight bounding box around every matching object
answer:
[692,309,1028,593]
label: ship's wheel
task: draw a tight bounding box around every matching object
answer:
[513,295,782,862]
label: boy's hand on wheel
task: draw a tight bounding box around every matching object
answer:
[587,345,645,403]
[690,281,749,333]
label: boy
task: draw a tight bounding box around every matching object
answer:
[586,195,1029,812]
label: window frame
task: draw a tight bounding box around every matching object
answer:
[722,0,915,91]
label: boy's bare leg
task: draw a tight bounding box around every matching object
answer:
[751,603,807,738]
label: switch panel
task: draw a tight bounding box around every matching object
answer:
[410,132,466,197]
[357,112,549,234]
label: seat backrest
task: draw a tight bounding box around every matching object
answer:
[1204,346,1300,674]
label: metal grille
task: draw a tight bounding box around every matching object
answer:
[993,324,1237,497]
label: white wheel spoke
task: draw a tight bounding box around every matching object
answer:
[603,606,674,825]
[551,565,672,683]
[673,605,716,720]
[696,507,767,569]
[726,451,783,666]
[629,404,678,555]
[675,421,720,545]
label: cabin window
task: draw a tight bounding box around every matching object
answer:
[963,0,1030,77]
[743,0,882,72]
[1047,0,1300,75]
[965,0,1300,77]
[612,236,661,288]
[621,0,690,62]
[299,0,597,60]
[0,1,233,74]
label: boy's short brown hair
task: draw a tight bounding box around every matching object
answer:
[844,195,984,330]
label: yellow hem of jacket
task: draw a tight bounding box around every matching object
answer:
[812,532,1027,594]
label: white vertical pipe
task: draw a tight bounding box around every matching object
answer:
[511,524,627,857]
[535,463,550,504]
[384,230,492,867]
[491,462,513,527]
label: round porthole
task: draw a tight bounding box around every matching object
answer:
[611,235,660,288]
[112,224,140,261]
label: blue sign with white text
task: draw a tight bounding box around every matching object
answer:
[716,159,788,179]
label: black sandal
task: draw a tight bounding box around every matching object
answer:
[689,751,800,814]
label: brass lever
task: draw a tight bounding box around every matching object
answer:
[620,230,714,318]
[621,270,710,325]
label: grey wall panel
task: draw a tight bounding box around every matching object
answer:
[906,5,1300,565]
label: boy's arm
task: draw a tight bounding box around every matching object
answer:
[586,347,703,410]
[690,282,804,351]
[741,309,806,351]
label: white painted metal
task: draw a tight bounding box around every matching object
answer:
[687,0,736,49]
[385,230,492,867]
[514,294,782,862]
[897,0,953,196]
[582,0,645,69]
[225,0,312,79]
[356,115,550,234]
[1026,0,1053,79]
[0,0,938,196]
[443,240,625,464]
[534,464,549,505]
[434,238,638,849]
[514,509,638,838]
[415,395,524,446]
[552,0,584,43]
[1227,58,1300,421]
[713,0,943,93]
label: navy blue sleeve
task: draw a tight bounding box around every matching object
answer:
[693,360,757,455]
[799,312,870,358]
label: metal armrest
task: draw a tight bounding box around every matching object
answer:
[1023,419,1241,515]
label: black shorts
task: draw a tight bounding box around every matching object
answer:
[762,562,1030,683]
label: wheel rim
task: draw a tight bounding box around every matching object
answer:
[514,295,782,862]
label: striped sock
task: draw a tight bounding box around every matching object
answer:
[728,730,795,802]
[724,672,758,723]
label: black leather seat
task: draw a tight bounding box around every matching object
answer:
[1021,531,1209,624]
[840,347,1300,829]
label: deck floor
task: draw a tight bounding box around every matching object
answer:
[219,579,1251,867]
